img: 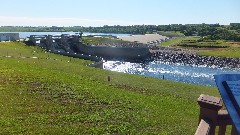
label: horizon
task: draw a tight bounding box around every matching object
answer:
[0,0,239,26]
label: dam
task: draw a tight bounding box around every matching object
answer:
[26,33,151,62]
[26,33,240,69]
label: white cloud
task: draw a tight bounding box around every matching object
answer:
[0,16,140,26]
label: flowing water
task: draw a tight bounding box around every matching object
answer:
[103,60,240,86]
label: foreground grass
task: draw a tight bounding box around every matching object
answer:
[0,42,219,134]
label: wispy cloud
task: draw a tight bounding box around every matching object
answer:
[0,16,139,26]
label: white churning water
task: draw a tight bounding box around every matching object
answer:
[103,60,240,86]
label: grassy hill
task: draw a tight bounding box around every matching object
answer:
[160,36,240,58]
[82,36,131,45]
[0,42,219,134]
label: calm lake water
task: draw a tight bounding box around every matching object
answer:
[103,61,240,86]
[0,32,130,39]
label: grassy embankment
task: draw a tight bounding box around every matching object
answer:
[160,36,198,47]
[161,36,240,58]
[197,41,240,58]
[157,31,185,37]
[82,36,131,45]
[0,42,219,134]
[160,37,186,46]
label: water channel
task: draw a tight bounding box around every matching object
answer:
[103,60,240,86]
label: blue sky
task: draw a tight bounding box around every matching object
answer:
[0,0,239,26]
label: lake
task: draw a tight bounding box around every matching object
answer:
[103,60,240,86]
[0,32,130,38]
[0,32,130,39]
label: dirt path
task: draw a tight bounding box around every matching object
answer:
[118,34,168,44]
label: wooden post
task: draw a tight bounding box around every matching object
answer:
[195,119,211,135]
[231,125,238,135]
[197,94,223,135]
[217,110,232,135]
[108,76,111,81]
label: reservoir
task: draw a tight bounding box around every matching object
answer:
[4,32,130,39]
[103,60,240,86]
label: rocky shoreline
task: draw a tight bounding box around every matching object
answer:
[150,46,240,69]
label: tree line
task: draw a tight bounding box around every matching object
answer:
[1,23,240,41]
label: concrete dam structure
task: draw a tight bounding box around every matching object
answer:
[76,44,151,61]
[27,34,151,62]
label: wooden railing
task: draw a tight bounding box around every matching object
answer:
[195,94,238,135]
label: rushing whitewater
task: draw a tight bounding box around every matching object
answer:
[103,60,240,86]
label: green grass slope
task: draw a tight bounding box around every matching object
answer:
[197,47,240,58]
[0,42,219,134]
[82,36,131,45]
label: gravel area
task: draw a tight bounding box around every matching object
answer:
[118,34,168,44]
